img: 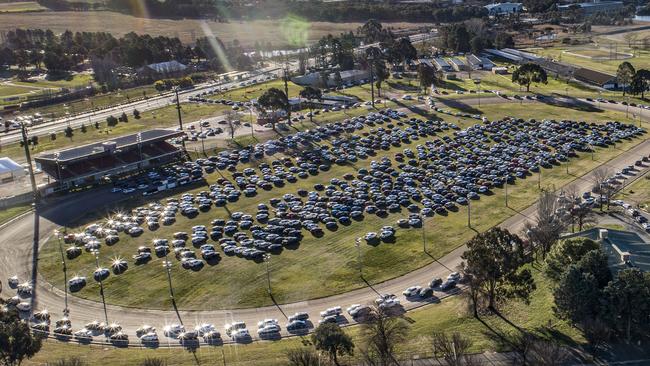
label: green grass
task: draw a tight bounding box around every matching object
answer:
[0,83,36,99]
[615,172,650,210]
[529,47,650,76]
[25,264,583,366]
[0,203,32,225]
[37,101,647,310]
[0,1,46,12]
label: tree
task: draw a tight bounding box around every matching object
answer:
[417,63,437,93]
[374,61,389,97]
[286,348,319,366]
[553,265,601,323]
[106,115,118,127]
[524,190,566,259]
[30,136,38,146]
[311,323,354,366]
[359,306,409,366]
[603,268,650,341]
[616,62,635,96]
[396,37,417,68]
[512,63,547,92]
[0,308,42,366]
[64,126,74,137]
[133,109,141,119]
[299,86,322,124]
[94,121,100,129]
[494,32,515,49]
[592,166,613,211]
[545,237,600,280]
[80,123,87,133]
[461,227,535,311]
[50,132,56,141]
[580,317,611,355]
[333,71,343,89]
[224,110,240,140]
[257,87,288,131]
[576,249,612,288]
[431,331,473,366]
[119,112,128,123]
[630,69,650,99]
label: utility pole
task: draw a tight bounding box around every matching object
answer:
[368,55,375,108]
[354,238,362,277]
[54,230,68,316]
[91,249,109,330]
[538,163,541,189]
[421,215,427,253]
[467,199,471,228]
[20,123,38,203]
[264,253,272,295]
[505,178,509,207]
[283,63,291,124]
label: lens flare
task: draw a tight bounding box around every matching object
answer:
[200,21,233,72]
[280,14,310,48]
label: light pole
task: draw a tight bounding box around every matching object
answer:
[91,249,109,330]
[162,257,182,324]
[20,123,38,203]
[420,215,427,253]
[248,104,255,138]
[538,162,542,190]
[263,253,272,295]
[504,177,509,207]
[354,238,362,277]
[367,55,375,108]
[467,199,471,228]
[54,230,69,316]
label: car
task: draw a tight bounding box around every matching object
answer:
[286,320,308,332]
[73,328,93,340]
[109,332,129,342]
[447,272,461,282]
[288,312,310,322]
[257,319,279,329]
[231,328,250,341]
[194,323,215,336]
[163,324,185,337]
[140,332,159,343]
[320,306,342,317]
[440,279,457,291]
[418,286,434,298]
[319,315,339,324]
[16,302,31,312]
[402,286,422,297]
[225,321,246,336]
[429,278,443,288]
[7,275,19,288]
[136,325,156,338]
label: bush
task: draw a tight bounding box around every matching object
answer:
[106,115,118,127]
[48,357,87,366]
[50,132,56,140]
[120,112,128,122]
[94,121,100,129]
[178,77,193,89]
[30,135,38,145]
[133,109,140,119]
[140,357,166,366]
[64,126,73,137]
[80,124,87,133]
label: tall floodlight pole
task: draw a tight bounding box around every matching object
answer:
[91,249,109,329]
[283,62,291,124]
[368,55,375,108]
[263,253,272,295]
[54,230,69,316]
[474,78,481,107]
[354,238,362,277]
[174,87,185,151]
[162,257,182,325]
[20,123,38,203]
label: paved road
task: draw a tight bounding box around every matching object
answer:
[0,67,283,145]
[1,97,650,346]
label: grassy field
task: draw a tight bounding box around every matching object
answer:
[614,171,650,210]
[0,202,32,225]
[529,47,650,75]
[37,100,647,310]
[0,13,430,46]
[0,73,96,105]
[24,264,583,366]
[0,1,46,12]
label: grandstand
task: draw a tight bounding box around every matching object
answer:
[35,129,185,187]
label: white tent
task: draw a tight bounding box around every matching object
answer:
[0,157,25,182]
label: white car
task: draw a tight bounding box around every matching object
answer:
[378,298,401,309]
[257,324,280,336]
[194,323,215,336]
[8,275,19,288]
[320,306,342,318]
[16,302,31,312]
[163,324,185,337]
[140,332,159,343]
[230,328,250,340]
[257,319,278,329]
[346,304,361,315]
[447,272,461,282]
[225,321,246,336]
[136,325,156,338]
[73,328,93,340]
[17,282,33,295]
[402,286,422,297]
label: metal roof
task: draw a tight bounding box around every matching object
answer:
[36,129,183,163]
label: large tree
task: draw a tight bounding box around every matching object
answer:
[545,237,600,281]
[359,306,409,366]
[299,86,322,124]
[0,307,43,366]
[257,87,288,131]
[524,190,566,259]
[631,69,650,99]
[512,63,547,92]
[616,61,636,96]
[461,227,535,311]
[603,268,650,341]
[431,331,473,366]
[417,63,437,93]
[311,323,354,366]
[553,265,601,324]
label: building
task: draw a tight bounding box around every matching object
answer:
[0,157,25,183]
[35,129,184,188]
[449,58,469,72]
[492,66,509,74]
[558,1,623,14]
[466,54,495,70]
[562,227,650,272]
[433,57,453,72]
[573,67,618,89]
[291,69,370,88]
[484,2,523,15]
[484,48,524,63]
[501,48,542,62]
[137,61,189,80]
